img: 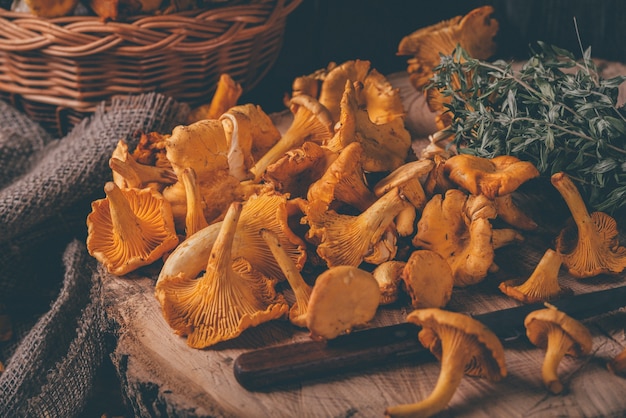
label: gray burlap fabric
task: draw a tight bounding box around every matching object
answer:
[0,93,190,417]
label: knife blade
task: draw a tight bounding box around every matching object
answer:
[233,285,626,390]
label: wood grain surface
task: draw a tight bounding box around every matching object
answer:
[102,72,626,418]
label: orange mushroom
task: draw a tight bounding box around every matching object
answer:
[86,182,179,276]
[385,308,506,417]
[109,139,177,191]
[164,118,229,182]
[444,154,540,200]
[155,202,289,348]
[249,94,334,182]
[263,141,338,198]
[180,167,209,237]
[412,189,496,287]
[551,172,626,278]
[306,141,376,219]
[186,73,243,124]
[158,192,307,286]
[524,306,593,394]
[325,80,412,173]
[402,250,454,309]
[499,248,571,304]
[220,103,281,181]
[303,187,409,267]
[306,265,380,341]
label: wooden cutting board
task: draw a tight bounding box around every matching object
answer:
[101,72,626,417]
[102,236,626,417]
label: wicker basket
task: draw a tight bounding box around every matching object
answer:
[0,0,301,136]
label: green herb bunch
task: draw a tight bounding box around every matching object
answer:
[429,42,626,215]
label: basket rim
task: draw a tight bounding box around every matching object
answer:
[0,0,301,56]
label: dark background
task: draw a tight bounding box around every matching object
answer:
[242,0,626,113]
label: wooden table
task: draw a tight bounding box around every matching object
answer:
[101,71,626,418]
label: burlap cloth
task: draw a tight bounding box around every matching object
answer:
[0,94,189,417]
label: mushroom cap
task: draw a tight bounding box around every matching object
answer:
[87,182,179,276]
[524,307,593,356]
[263,141,337,198]
[412,188,496,287]
[444,154,540,199]
[397,6,499,92]
[155,202,289,348]
[306,265,380,340]
[220,103,281,180]
[326,80,412,173]
[318,59,372,122]
[306,141,376,217]
[402,250,453,309]
[360,68,406,125]
[165,119,230,181]
[407,308,507,380]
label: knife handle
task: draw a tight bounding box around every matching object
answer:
[233,322,431,390]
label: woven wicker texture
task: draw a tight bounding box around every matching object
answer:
[0,0,300,136]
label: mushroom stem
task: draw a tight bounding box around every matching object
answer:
[551,172,593,241]
[541,325,571,394]
[206,201,242,274]
[385,332,470,418]
[249,97,333,182]
[181,167,209,237]
[260,228,312,327]
[104,182,144,250]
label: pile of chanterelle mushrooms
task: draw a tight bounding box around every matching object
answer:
[86,5,626,417]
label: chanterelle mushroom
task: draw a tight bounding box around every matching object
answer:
[165,118,229,182]
[249,94,334,182]
[325,80,412,173]
[263,141,337,198]
[306,141,376,219]
[306,265,380,341]
[220,103,281,181]
[87,182,179,276]
[551,172,626,278]
[397,6,499,130]
[402,250,454,309]
[303,186,409,267]
[385,308,506,418]
[397,5,499,93]
[444,154,540,200]
[186,73,243,124]
[155,202,289,348]
[109,139,176,191]
[524,306,593,394]
[412,189,497,287]
[499,248,571,304]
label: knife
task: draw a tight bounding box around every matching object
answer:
[233,285,626,390]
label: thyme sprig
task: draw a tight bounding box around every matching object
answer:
[429,42,626,215]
